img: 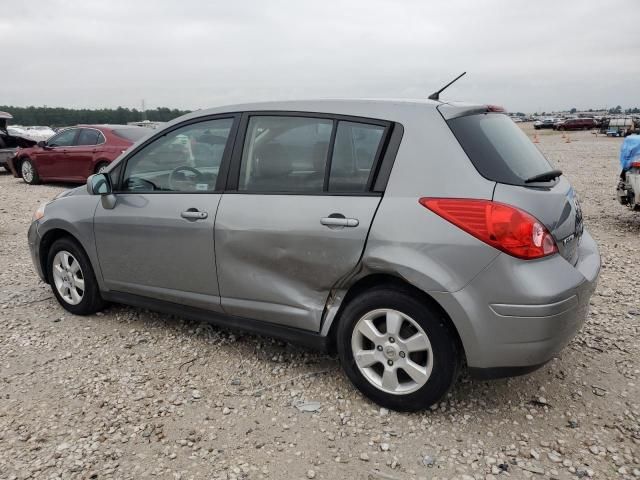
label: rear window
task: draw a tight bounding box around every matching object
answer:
[447,113,554,185]
[111,127,149,142]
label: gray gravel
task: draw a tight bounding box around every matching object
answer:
[0,126,639,479]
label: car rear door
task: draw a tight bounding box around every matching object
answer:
[93,116,238,311]
[215,113,391,331]
[36,128,78,179]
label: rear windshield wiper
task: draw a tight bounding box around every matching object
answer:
[524,169,563,183]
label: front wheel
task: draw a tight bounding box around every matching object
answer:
[20,158,40,185]
[336,287,459,411]
[47,237,106,315]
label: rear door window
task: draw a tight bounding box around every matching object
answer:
[329,121,385,192]
[77,129,103,146]
[238,116,332,193]
[446,113,554,185]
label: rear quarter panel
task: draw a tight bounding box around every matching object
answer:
[362,105,499,293]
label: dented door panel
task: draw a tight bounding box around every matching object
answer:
[215,194,381,331]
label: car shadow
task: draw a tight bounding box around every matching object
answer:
[97,302,555,411]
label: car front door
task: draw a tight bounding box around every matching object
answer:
[93,116,238,311]
[215,114,390,331]
[65,128,104,180]
[36,128,78,179]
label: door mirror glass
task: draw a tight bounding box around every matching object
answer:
[87,173,112,195]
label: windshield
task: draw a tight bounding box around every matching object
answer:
[447,113,554,185]
[112,127,149,142]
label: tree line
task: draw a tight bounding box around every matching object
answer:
[0,106,191,127]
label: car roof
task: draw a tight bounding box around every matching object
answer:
[75,124,145,129]
[178,98,442,123]
[172,98,490,127]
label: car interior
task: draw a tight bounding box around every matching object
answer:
[123,124,230,192]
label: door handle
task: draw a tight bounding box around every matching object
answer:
[320,216,359,228]
[181,209,208,220]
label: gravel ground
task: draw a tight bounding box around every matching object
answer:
[0,126,638,480]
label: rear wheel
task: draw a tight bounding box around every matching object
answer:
[337,287,459,411]
[20,158,40,185]
[47,237,106,315]
[95,161,110,174]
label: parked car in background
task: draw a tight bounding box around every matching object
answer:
[606,117,636,137]
[0,111,38,171]
[27,99,600,410]
[553,118,596,131]
[533,118,556,129]
[9,124,149,184]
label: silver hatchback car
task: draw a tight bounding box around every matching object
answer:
[28,99,600,411]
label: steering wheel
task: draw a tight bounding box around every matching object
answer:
[168,166,204,191]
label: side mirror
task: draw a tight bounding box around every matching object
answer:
[87,173,112,195]
[87,173,117,209]
[37,140,47,148]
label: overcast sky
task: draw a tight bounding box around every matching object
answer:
[1,0,638,113]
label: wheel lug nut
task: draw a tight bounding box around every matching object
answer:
[399,351,406,358]
[389,337,395,343]
[387,360,393,366]
[376,345,383,351]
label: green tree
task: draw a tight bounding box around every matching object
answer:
[0,105,191,127]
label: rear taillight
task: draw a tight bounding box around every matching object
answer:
[631,161,640,168]
[419,198,558,260]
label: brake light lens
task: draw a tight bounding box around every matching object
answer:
[419,198,558,260]
[631,161,640,168]
[487,104,505,113]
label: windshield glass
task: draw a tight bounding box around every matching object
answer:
[447,113,554,185]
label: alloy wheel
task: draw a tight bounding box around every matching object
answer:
[52,250,85,305]
[351,308,433,395]
[21,161,34,183]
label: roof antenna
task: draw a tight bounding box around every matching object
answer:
[428,72,467,101]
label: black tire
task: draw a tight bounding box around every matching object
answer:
[336,286,459,411]
[20,157,40,185]
[46,237,106,315]
[94,161,110,174]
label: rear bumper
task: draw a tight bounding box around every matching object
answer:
[432,229,600,376]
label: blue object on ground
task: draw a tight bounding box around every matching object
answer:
[620,135,640,170]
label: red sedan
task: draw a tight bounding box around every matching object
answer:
[9,125,149,184]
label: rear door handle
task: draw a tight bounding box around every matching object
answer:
[320,216,359,228]
[181,209,208,220]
